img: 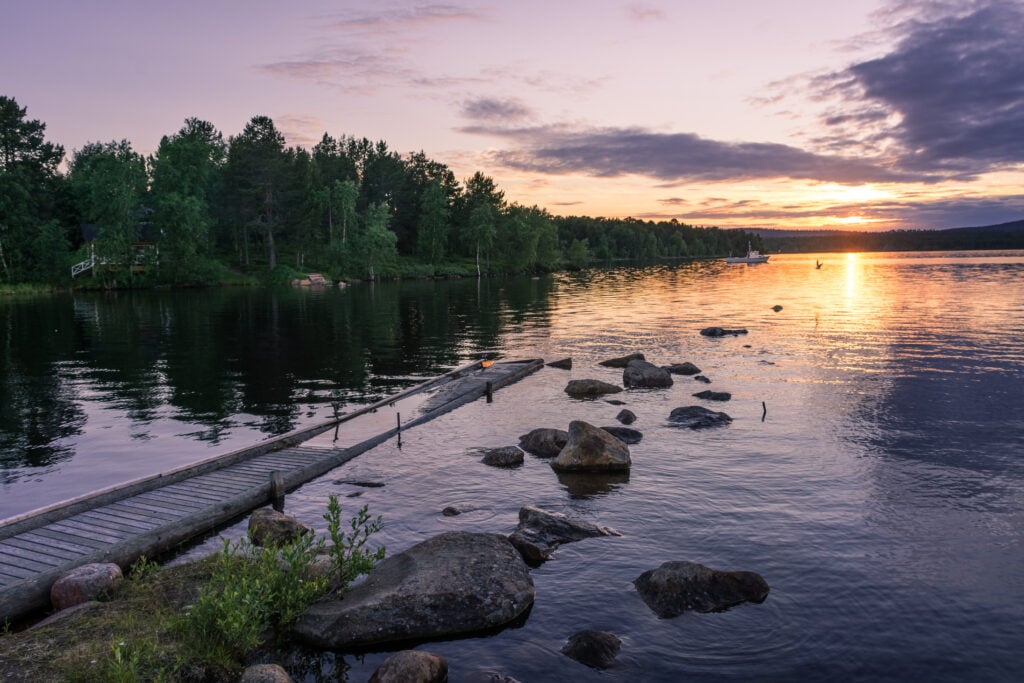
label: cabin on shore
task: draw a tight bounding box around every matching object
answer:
[71,209,161,278]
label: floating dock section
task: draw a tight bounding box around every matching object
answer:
[0,359,543,623]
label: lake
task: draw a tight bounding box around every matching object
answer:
[2,251,1023,681]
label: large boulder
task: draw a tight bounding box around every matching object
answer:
[633,561,769,617]
[369,651,448,683]
[50,563,123,611]
[481,446,525,468]
[508,505,620,564]
[600,426,643,444]
[551,421,631,472]
[518,428,568,458]
[599,352,645,367]
[700,326,748,337]
[565,379,623,399]
[240,664,294,683]
[294,532,534,649]
[248,507,312,547]
[668,406,733,429]
[623,359,673,389]
[663,362,701,375]
[692,390,731,401]
[561,629,622,669]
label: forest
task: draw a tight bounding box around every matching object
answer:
[0,96,761,289]
[758,221,1024,254]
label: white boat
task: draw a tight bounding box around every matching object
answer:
[725,242,769,264]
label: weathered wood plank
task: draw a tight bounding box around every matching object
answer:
[90,504,171,526]
[1,536,86,562]
[157,484,231,504]
[31,526,113,551]
[79,511,160,534]
[112,499,186,519]
[0,552,56,574]
[47,521,125,545]
[0,561,36,579]
[20,531,97,555]
[0,542,64,569]
[134,491,209,511]
[197,470,268,487]
[173,479,249,497]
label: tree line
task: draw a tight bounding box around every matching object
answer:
[0,96,761,287]
[759,221,1024,254]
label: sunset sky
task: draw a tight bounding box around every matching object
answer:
[3,0,1022,230]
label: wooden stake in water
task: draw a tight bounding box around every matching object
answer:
[762,401,767,422]
[486,381,493,403]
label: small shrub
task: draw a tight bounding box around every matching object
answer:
[324,496,385,587]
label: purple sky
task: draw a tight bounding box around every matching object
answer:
[3,0,1023,230]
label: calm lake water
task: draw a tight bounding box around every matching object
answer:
[2,251,1023,681]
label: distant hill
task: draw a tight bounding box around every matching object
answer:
[747,219,1024,253]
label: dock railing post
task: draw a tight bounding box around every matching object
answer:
[486,381,493,403]
[270,471,285,512]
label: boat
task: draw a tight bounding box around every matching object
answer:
[725,242,769,264]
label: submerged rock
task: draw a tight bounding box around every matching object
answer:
[295,532,534,649]
[772,305,783,312]
[605,399,627,406]
[692,390,731,402]
[694,375,712,384]
[50,564,123,612]
[565,379,624,398]
[664,362,701,375]
[481,446,525,468]
[248,507,312,547]
[546,358,573,370]
[561,629,622,669]
[633,560,769,617]
[599,352,645,367]
[615,408,637,425]
[508,505,620,564]
[700,327,749,337]
[518,428,568,458]
[369,651,447,683]
[623,359,673,388]
[668,406,733,429]
[600,426,643,444]
[551,421,631,472]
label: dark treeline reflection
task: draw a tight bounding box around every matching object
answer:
[0,276,554,475]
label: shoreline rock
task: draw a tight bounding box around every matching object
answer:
[551,421,631,472]
[565,379,624,398]
[508,505,620,564]
[623,359,673,389]
[294,531,535,649]
[668,406,733,429]
[633,560,769,616]
[518,428,568,457]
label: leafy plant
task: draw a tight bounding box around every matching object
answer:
[324,496,385,587]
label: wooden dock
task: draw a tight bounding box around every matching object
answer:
[0,358,543,623]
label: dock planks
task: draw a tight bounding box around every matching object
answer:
[0,359,542,623]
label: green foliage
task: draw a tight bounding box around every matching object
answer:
[567,237,591,269]
[127,555,161,582]
[324,496,385,587]
[96,638,164,683]
[179,533,327,667]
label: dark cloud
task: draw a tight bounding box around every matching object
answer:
[460,98,533,122]
[462,124,913,184]
[815,0,1024,177]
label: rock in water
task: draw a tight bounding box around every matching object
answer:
[694,375,712,384]
[692,390,731,401]
[772,305,783,312]
[518,428,568,457]
[623,359,673,388]
[248,507,313,547]
[700,326,748,337]
[598,352,645,367]
[294,532,535,649]
[561,629,622,669]
[551,421,631,472]
[565,379,624,398]
[50,563,123,612]
[481,446,525,467]
[369,651,448,683]
[633,560,769,616]
[668,406,733,429]
[240,664,294,683]
[508,505,620,564]
[546,358,572,370]
[663,362,702,375]
[615,408,636,425]
[600,426,643,444]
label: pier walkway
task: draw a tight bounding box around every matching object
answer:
[0,359,543,623]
